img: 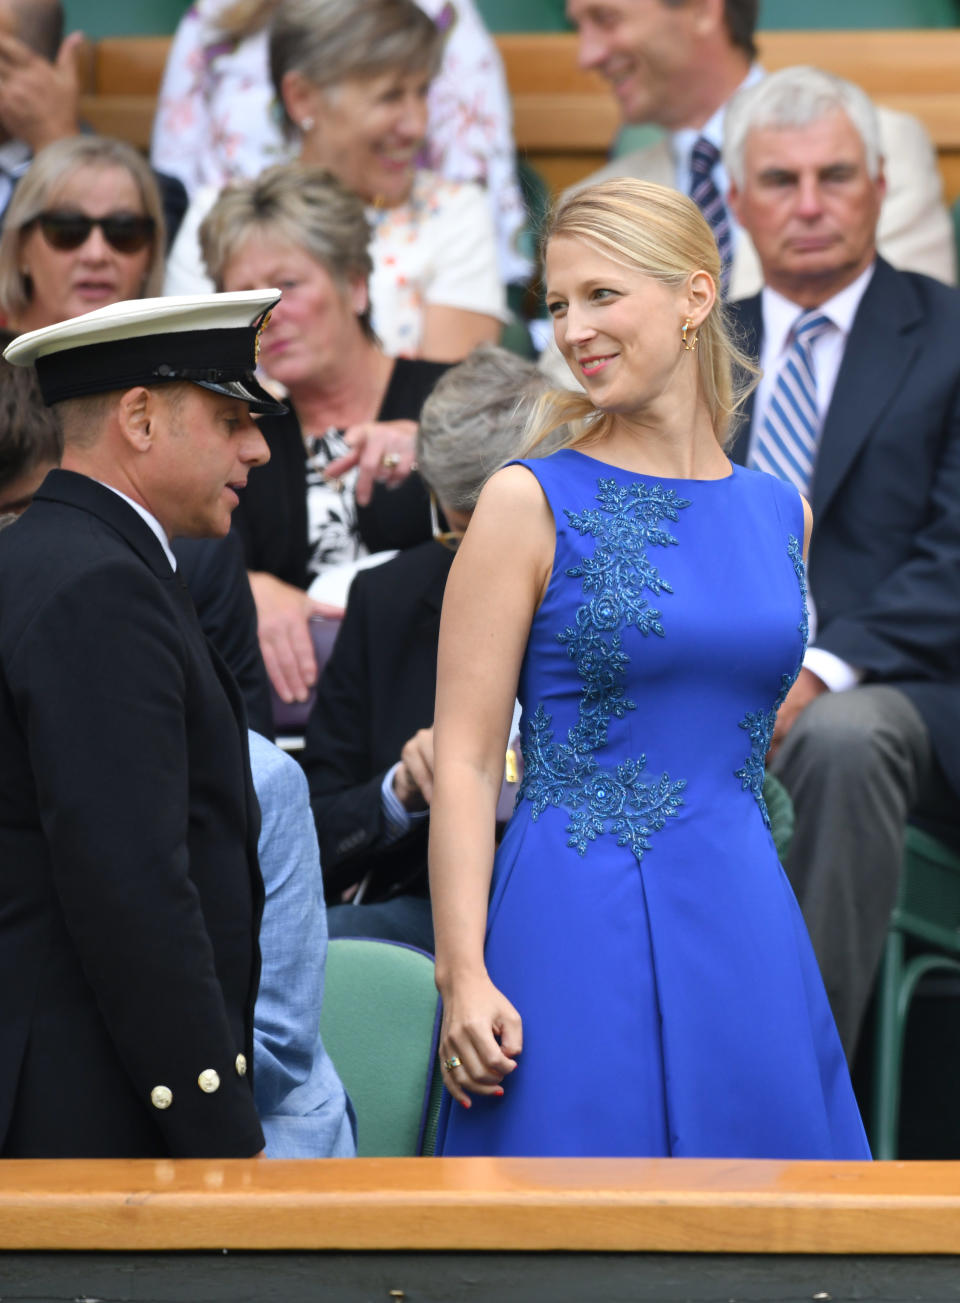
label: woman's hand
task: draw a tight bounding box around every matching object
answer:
[437,971,522,1108]
[324,419,418,506]
[248,571,343,703]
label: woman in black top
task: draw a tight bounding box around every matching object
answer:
[201,164,448,703]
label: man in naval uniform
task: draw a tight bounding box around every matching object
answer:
[0,290,284,1156]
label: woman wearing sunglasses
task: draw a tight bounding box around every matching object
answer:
[0,136,163,333]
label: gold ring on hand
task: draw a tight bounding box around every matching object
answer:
[380,451,401,470]
[442,1055,462,1072]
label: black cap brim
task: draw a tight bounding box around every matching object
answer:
[192,376,287,415]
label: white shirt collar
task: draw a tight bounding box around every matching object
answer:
[99,483,177,572]
[760,260,877,358]
[0,139,32,176]
[670,63,764,169]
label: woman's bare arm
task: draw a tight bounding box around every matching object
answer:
[429,463,554,1103]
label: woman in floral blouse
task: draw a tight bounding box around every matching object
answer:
[157,0,523,352]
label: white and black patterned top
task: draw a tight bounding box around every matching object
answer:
[304,429,365,577]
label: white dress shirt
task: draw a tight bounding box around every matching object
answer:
[100,483,177,572]
[750,261,877,692]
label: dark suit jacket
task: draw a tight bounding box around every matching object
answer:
[0,471,265,1157]
[728,257,960,795]
[174,530,273,739]
[233,358,448,589]
[302,541,454,901]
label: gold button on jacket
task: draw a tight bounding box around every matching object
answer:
[150,1085,173,1110]
[235,1053,247,1076]
[198,1068,221,1094]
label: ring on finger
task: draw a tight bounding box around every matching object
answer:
[380,451,401,470]
[441,1055,462,1072]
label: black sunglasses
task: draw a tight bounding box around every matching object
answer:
[28,209,156,255]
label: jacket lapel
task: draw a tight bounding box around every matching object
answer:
[35,469,176,582]
[812,258,923,521]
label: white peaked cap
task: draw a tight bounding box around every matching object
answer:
[3,290,286,414]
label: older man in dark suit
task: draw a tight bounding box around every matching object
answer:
[722,66,960,1057]
[0,290,284,1156]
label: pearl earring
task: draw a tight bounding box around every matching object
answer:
[300,116,315,132]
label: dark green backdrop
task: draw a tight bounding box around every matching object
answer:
[62,0,959,39]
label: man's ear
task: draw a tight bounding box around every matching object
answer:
[690,0,724,39]
[727,178,742,225]
[874,157,887,204]
[116,386,156,452]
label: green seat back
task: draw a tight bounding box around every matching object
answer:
[894,825,960,952]
[319,938,439,1157]
[763,770,795,862]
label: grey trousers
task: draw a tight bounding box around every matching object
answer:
[771,684,933,1060]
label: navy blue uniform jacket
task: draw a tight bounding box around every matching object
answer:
[0,471,265,1157]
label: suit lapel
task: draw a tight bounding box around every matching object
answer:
[726,294,763,466]
[35,470,176,582]
[813,259,923,521]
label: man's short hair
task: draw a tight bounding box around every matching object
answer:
[8,0,63,62]
[723,65,883,189]
[0,333,62,492]
[662,0,758,60]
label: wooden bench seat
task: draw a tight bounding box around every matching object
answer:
[2,1156,960,1252]
[76,30,960,203]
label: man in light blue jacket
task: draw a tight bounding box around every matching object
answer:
[249,730,355,1157]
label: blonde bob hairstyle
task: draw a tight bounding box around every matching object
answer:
[199,163,376,341]
[0,136,166,324]
[525,178,757,455]
[269,0,444,141]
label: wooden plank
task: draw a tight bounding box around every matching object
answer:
[757,29,960,93]
[79,95,156,150]
[93,35,171,96]
[496,30,960,97]
[1,1158,960,1254]
[511,94,620,150]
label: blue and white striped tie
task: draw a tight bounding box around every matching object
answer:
[750,311,833,497]
[689,136,733,295]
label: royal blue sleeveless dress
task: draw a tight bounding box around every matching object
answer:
[437,449,869,1159]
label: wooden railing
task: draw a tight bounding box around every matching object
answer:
[75,30,960,203]
[2,1156,960,1252]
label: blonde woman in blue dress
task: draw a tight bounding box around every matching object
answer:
[429,178,870,1158]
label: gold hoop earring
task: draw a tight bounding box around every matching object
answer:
[681,318,698,351]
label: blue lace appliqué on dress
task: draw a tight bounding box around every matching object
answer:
[734,534,809,827]
[520,477,689,864]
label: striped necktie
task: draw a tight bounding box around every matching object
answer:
[689,136,733,295]
[750,310,834,497]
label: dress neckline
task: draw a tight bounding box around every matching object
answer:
[561,446,737,486]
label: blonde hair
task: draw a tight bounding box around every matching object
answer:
[199,163,375,340]
[0,136,165,323]
[526,178,757,454]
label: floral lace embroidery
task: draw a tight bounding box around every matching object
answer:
[519,478,689,863]
[734,534,809,827]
